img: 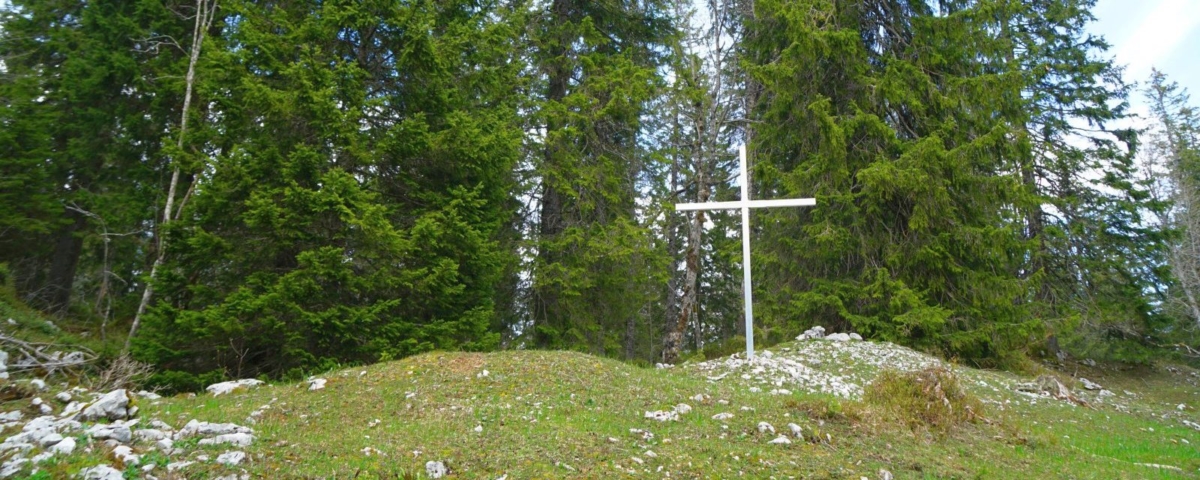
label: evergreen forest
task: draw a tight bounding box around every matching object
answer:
[2,0,1199,391]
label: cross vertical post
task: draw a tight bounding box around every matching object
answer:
[739,145,755,358]
[675,145,815,359]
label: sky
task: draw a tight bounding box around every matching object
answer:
[1088,0,1200,109]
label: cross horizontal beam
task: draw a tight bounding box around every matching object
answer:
[675,198,816,211]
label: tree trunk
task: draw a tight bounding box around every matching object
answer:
[44,209,86,315]
[127,0,215,352]
[663,165,708,364]
[532,0,572,348]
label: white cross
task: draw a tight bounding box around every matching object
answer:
[675,145,815,359]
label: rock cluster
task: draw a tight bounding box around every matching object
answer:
[0,380,255,479]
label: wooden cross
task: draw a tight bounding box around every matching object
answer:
[675,145,815,359]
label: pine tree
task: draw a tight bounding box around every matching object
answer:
[746,0,1034,361]
[0,0,189,318]
[525,0,675,355]
[1144,70,1200,348]
[137,0,523,381]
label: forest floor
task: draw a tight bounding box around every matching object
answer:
[1,297,1199,479]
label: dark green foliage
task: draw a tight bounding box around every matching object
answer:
[747,0,1035,362]
[135,0,521,378]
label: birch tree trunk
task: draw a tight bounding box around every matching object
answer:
[126,0,217,352]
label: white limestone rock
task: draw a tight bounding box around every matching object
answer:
[216,451,246,466]
[849,333,863,341]
[644,410,679,422]
[37,433,62,448]
[426,460,448,479]
[86,424,132,444]
[825,333,851,342]
[307,378,327,391]
[111,445,139,465]
[768,435,791,445]
[29,379,47,391]
[0,458,27,479]
[199,433,254,447]
[206,379,264,396]
[79,389,131,421]
[54,391,72,403]
[673,403,692,415]
[757,422,775,434]
[80,465,124,480]
[1080,378,1102,390]
[712,412,734,421]
[49,437,76,455]
[134,429,169,442]
[177,420,252,438]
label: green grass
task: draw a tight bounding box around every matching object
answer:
[17,348,1184,479]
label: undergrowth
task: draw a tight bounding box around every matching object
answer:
[863,366,984,430]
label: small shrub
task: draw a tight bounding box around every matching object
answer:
[87,354,154,392]
[863,366,983,430]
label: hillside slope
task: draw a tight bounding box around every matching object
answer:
[3,335,1200,479]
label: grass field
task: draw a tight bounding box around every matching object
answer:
[15,338,1197,479]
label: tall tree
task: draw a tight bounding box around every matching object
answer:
[747,0,1034,361]
[136,0,523,379]
[0,0,188,318]
[1144,71,1200,336]
[525,0,674,354]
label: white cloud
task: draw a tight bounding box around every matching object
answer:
[1111,0,1200,83]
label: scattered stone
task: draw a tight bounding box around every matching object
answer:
[136,391,163,400]
[477,369,490,378]
[426,460,448,479]
[206,379,264,396]
[473,425,483,433]
[690,394,706,402]
[38,433,62,448]
[177,420,252,438]
[757,422,775,434]
[768,435,791,445]
[797,326,826,340]
[644,410,678,422]
[0,458,27,479]
[199,433,254,447]
[826,333,851,342]
[134,429,169,442]
[80,465,124,480]
[29,379,47,391]
[307,378,327,391]
[50,437,76,455]
[673,403,692,415]
[712,413,734,421]
[166,461,194,472]
[87,424,132,444]
[216,451,247,466]
[0,411,20,423]
[1082,358,1097,367]
[769,389,792,395]
[54,392,71,403]
[112,445,139,465]
[155,438,174,453]
[644,450,657,458]
[30,397,51,415]
[1080,378,1102,390]
[79,389,132,421]
[879,469,894,480]
[787,423,804,439]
